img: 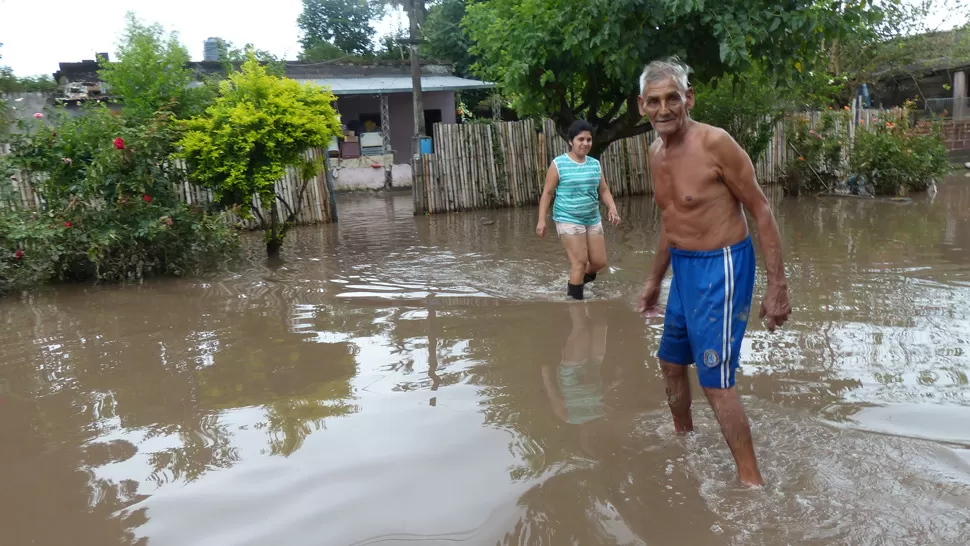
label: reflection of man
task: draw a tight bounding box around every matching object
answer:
[635,58,792,487]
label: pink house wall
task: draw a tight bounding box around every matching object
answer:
[335,91,456,164]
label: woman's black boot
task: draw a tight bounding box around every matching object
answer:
[567,282,585,300]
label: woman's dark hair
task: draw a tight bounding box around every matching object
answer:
[567,120,594,147]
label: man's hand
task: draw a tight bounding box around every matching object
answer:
[759,283,791,332]
[536,221,547,238]
[636,281,662,317]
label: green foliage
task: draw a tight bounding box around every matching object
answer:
[464,0,885,155]
[1,43,58,93]
[97,12,209,120]
[850,106,952,194]
[0,67,58,93]
[692,67,782,160]
[424,0,477,76]
[178,55,342,256]
[783,108,853,193]
[829,3,970,104]
[782,104,949,196]
[214,41,287,77]
[299,41,352,62]
[298,0,381,57]
[0,106,239,294]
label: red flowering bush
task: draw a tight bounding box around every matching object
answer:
[0,106,239,293]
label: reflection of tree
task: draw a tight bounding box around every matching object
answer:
[192,284,361,457]
[262,395,359,456]
[145,417,239,485]
[0,269,366,541]
[0,382,145,545]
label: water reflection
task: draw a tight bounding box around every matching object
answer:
[542,303,611,430]
[0,179,969,545]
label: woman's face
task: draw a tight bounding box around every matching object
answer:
[570,131,592,157]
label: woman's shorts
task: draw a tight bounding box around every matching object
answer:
[555,221,603,237]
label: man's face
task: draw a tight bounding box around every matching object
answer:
[638,77,694,136]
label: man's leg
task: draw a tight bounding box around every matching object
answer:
[688,237,761,485]
[661,360,693,433]
[702,386,762,486]
[656,275,694,432]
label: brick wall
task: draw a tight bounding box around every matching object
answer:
[942,119,970,151]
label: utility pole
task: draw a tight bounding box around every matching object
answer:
[408,0,426,157]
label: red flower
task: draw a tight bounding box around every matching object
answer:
[114,137,126,150]
[64,221,72,228]
[143,195,152,203]
[14,249,23,260]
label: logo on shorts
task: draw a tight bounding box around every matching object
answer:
[703,349,720,368]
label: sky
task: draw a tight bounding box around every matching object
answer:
[0,0,964,78]
[0,0,407,77]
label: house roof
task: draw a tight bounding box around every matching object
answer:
[293,75,496,95]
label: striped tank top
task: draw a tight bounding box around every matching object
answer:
[552,153,602,226]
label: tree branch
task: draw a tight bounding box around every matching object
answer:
[285,177,314,225]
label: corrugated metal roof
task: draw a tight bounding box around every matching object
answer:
[294,75,496,95]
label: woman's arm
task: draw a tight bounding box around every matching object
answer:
[599,175,620,225]
[536,162,560,237]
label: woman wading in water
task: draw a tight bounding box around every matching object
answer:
[537,120,620,300]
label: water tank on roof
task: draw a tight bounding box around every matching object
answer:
[203,38,223,62]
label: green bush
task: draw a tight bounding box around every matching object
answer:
[782,108,852,194]
[178,54,341,257]
[692,69,782,161]
[0,106,239,294]
[849,106,951,195]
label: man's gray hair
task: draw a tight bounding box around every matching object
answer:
[639,56,693,95]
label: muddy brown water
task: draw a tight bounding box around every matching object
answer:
[2,178,970,546]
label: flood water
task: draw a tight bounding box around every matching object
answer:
[2,177,970,546]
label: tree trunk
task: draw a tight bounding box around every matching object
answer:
[409,0,425,140]
[267,200,282,258]
[589,134,609,160]
[266,238,282,258]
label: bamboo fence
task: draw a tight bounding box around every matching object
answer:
[0,146,338,228]
[413,106,886,215]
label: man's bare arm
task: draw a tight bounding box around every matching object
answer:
[644,142,670,286]
[645,221,670,287]
[710,129,787,287]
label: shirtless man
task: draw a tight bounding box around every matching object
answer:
[635,58,792,486]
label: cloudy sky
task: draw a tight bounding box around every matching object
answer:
[0,0,406,77]
[0,0,963,78]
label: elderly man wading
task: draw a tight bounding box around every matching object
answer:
[636,58,792,486]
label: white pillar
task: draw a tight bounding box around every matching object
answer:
[953,70,966,120]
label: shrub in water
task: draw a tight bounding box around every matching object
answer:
[849,104,951,195]
[782,108,852,194]
[0,105,239,294]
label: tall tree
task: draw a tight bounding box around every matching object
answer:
[97,12,206,120]
[423,0,478,77]
[464,0,887,157]
[375,1,429,139]
[298,0,380,57]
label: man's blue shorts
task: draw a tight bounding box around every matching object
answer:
[657,236,756,389]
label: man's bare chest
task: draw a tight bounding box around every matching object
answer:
[651,154,724,209]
